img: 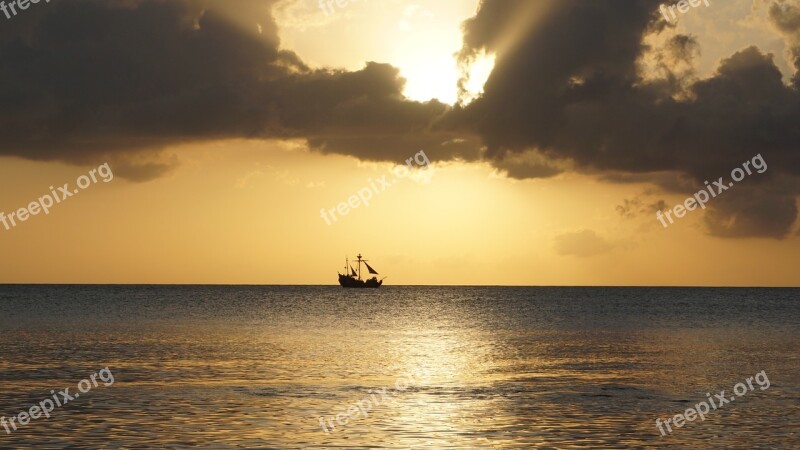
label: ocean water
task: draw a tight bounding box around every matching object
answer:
[0,286,798,449]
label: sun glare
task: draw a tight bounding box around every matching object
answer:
[400,58,461,104]
[462,52,496,103]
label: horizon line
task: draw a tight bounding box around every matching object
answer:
[0,283,798,288]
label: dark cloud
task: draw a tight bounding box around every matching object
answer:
[770,0,800,85]
[703,177,800,239]
[0,0,473,180]
[486,149,565,179]
[1,0,799,239]
[616,196,667,219]
[450,0,800,238]
[663,34,700,64]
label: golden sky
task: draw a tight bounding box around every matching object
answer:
[0,0,798,285]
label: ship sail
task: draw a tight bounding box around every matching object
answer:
[364,262,379,275]
[350,265,358,277]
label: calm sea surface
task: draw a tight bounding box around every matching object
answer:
[0,286,798,449]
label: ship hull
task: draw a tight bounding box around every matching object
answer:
[338,274,382,288]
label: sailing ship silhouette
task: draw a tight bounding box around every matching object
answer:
[338,254,384,288]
